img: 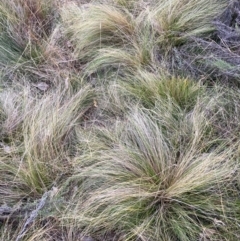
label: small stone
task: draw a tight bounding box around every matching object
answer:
[32,82,49,91]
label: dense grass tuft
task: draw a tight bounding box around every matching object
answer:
[61,3,135,62]
[0,84,95,201]
[117,70,204,110]
[148,0,227,49]
[61,107,239,241]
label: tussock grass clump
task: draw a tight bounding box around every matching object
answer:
[0,0,55,67]
[0,0,55,49]
[61,3,135,62]
[61,3,160,76]
[117,70,204,110]
[0,0,73,84]
[61,106,239,241]
[0,84,95,199]
[60,0,228,80]
[19,86,95,194]
[148,0,227,49]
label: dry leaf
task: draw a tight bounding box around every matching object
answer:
[93,100,98,107]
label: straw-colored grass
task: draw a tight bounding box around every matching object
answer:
[61,3,135,62]
[61,103,239,240]
[148,0,228,49]
[0,83,95,202]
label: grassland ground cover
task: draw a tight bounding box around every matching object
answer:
[1,0,240,240]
